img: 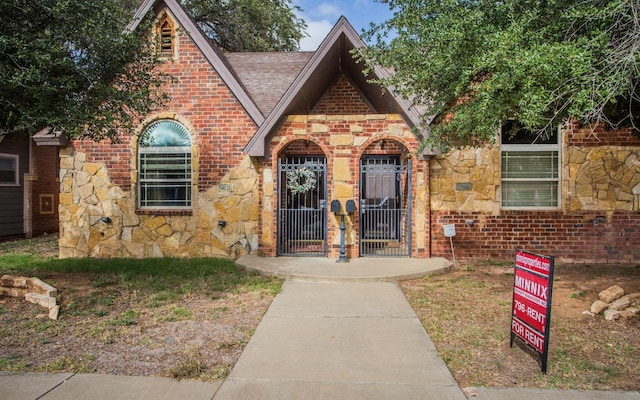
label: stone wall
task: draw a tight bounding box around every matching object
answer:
[429,126,640,262]
[59,148,260,258]
[567,146,640,211]
[430,146,500,214]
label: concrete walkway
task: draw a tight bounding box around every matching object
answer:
[2,255,639,399]
[214,280,464,399]
[0,372,221,400]
[235,254,453,282]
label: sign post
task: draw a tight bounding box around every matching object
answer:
[510,250,555,373]
[443,224,456,265]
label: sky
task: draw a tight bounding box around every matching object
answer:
[293,0,393,51]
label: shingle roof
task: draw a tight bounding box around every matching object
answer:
[243,16,429,158]
[225,52,313,116]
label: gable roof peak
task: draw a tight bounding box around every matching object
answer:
[316,16,364,50]
[244,16,427,157]
[126,0,265,126]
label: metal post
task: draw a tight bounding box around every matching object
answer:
[449,236,456,266]
[337,214,348,263]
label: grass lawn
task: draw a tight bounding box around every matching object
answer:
[0,235,282,379]
[1,235,638,390]
[401,261,640,391]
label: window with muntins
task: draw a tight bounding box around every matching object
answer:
[501,121,560,209]
[0,154,18,185]
[138,120,192,209]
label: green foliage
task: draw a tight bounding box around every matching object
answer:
[360,0,640,150]
[112,309,139,326]
[36,355,95,373]
[0,0,168,140]
[0,249,282,301]
[0,356,30,371]
[168,346,205,379]
[183,0,307,51]
[0,0,307,140]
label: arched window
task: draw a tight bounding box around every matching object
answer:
[138,120,192,209]
[158,17,174,57]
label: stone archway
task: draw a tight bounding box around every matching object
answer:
[276,140,328,256]
[359,139,412,257]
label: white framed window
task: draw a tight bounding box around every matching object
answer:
[0,153,19,185]
[138,120,192,209]
[501,121,560,209]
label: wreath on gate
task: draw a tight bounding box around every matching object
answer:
[287,167,317,194]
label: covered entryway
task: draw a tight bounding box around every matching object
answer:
[277,150,327,256]
[359,153,411,257]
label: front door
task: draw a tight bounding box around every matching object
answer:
[277,156,327,256]
[359,156,411,257]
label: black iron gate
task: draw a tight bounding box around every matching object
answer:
[359,156,411,257]
[278,156,327,256]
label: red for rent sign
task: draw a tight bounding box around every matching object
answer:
[510,250,554,373]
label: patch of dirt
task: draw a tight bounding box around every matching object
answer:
[0,234,59,258]
[0,271,273,379]
[0,235,275,380]
[401,262,640,390]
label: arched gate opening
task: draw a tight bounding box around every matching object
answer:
[359,140,411,257]
[277,141,327,256]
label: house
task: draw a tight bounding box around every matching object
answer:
[0,129,62,239]
[57,0,640,263]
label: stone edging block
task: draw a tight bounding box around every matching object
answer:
[28,277,58,297]
[0,274,59,320]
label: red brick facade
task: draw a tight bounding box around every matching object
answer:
[261,118,427,258]
[70,22,257,196]
[567,122,640,147]
[314,75,374,115]
[430,211,640,263]
[31,145,59,236]
[257,75,429,258]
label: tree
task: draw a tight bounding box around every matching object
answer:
[0,0,167,141]
[183,0,307,52]
[360,0,640,150]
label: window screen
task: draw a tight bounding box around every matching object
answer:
[138,121,192,209]
[501,122,560,208]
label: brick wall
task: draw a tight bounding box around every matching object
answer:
[429,123,640,263]
[58,13,263,258]
[567,122,640,147]
[431,211,640,263]
[257,73,430,258]
[73,141,132,190]
[70,24,256,194]
[314,75,374,115]
[31,145,59,236]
